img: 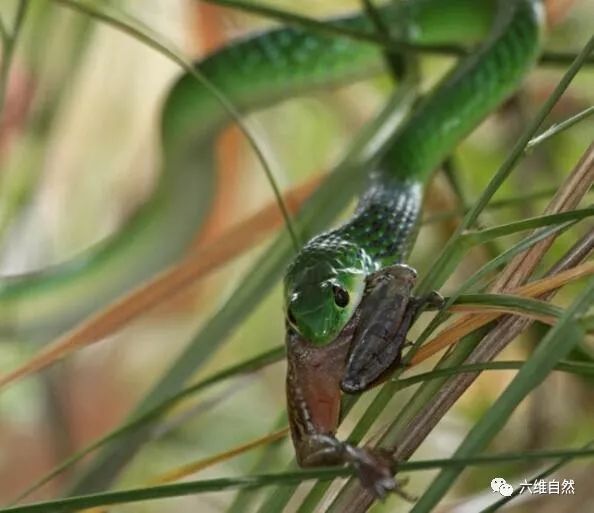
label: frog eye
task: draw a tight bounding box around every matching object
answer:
[332,285,350,308]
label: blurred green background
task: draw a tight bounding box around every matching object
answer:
[0,0,593,512]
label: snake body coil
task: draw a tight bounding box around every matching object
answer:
[0,0,546,496]
[0,1,543,347]
[282,0,545,491]
[284,0,544,345]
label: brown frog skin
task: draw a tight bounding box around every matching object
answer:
[285,264,439,498]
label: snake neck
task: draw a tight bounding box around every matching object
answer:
[328,0,543,270]
[335,178,423,267]
[384,0,544,183]
[282,0,544,349]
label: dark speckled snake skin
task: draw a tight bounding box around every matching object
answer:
[284,0,544,347]
[281,0,545,494]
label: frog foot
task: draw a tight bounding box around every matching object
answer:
[342,445,414,501]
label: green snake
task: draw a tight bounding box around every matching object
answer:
[0,0,542,341]
[1,0,544,494]
[280,0,544,495]
[284,0,544,346]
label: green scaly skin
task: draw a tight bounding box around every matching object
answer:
[283,0,544,496]
[284,0,544,345]
[0,0,496,340]
[0,0,545,498]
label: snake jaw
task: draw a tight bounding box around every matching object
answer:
[283,235,371,345]
[281,0,544,501]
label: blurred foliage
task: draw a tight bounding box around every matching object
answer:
[0,1,593,512]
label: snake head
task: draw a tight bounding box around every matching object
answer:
[284,238,371,346]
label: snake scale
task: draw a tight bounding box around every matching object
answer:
[0,0,545,496]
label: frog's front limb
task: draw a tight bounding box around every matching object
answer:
[341,264,443,393]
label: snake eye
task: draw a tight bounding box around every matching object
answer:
[332,285,350,308]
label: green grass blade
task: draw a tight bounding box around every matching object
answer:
[4,448,594,512]
[527,105,594,150]
[409,276,594,513]
[9,346,284,504]
[3,469,353,513]
[69,78,418,494]
[395,359,594,389]
[423,187,593,224]
[479,441,594,513]
[540,50,594,66]
[453,293,563,318]
[417,34,594,295]
[461,207,594,246]
[417,447,594,469]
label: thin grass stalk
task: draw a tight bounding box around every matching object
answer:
[69,74,419,494]
[326,37,594,512]
[52,0,300,249]
[339,220,594,512]
[201,0,594,67]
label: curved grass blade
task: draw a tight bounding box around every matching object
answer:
[396,359,594,389]
[409,276,594,513]
[460,207,594,246]
[68,74,418,494]
[52,0,300,249]
[3,448,594,513]
[453,293,564,317]
[450,293,563,325]
[0,176,319,391]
